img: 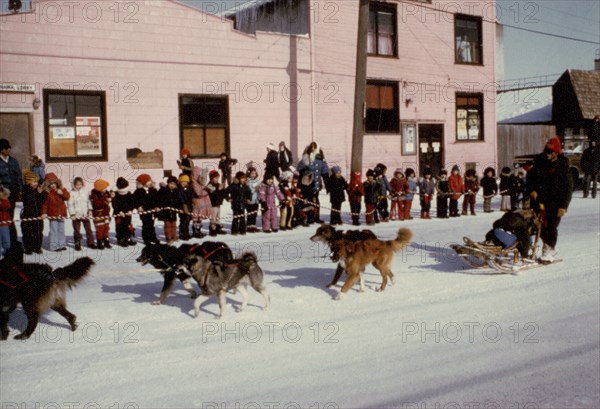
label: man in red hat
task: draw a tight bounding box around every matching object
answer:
[527,136,573,262]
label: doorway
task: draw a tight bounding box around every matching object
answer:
[0,113,32,167]
[418,123,444,177]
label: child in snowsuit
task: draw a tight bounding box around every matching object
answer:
[90,179,113,250]
[226,171,252,235]
[403,168,418,220]
[42,173,70,251]
[389,169,406,220]
[436,169,450,219]
[419,168,435,219]
[259,175,284,233]
[246,167,261,233]
[448,165,464,217]
[278,171,295,230]
[157,176,183,244]
[133,174,159,245]
[480,167,498,213]
[363,169,381,225]
[68,177,95,251]
[205,170,226,236]
[462,168,479,215]
[20,170,47,254]
[191,166,212,238]
[327,166,347,225]
[178,174,194,240]
[0,186,11,258]
[499,167,512,211]
[347,171,364,226]
[113,177,135,247]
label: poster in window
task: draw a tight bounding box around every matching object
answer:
[457,109,468,140]
[51,127,75,139]
[76,117,102,156]
[402,123,416,155]
[468,109,480,139]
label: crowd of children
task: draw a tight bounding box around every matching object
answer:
[0,144,532,257]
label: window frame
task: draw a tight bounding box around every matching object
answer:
[454,14,483,65]
[368,1,398,58]
[455,92,484,142]
[178,94,230,159]
[43,89,108,163]
[365,80,400,134]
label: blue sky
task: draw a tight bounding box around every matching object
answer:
[179,0,600,82]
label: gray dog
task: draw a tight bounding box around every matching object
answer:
[178,252,271,318]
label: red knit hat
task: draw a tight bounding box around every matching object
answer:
[136,173,152,186]
[545,137,562,154]
[180,148,191,156]
[209,170,220,180]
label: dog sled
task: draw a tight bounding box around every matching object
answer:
[450,209,562,274]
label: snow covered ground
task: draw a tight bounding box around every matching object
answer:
[1,193,599,409]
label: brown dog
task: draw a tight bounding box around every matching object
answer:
[311,224,412,299]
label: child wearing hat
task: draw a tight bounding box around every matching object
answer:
[0,186,12,258]
[21,169,47,254]
[389,169,407,220]
[289,173,303,228]
[245,167,261,233]
[205,170,226,236]
[41,172,70,251]
[363,169,381,225]
[177,149,194,177]
[347,171,364,226]
[436,169,450,218]
[462,168,479,216]
[259,174,284,233]
[480,167,498,213]
[133,173,159,245]
[419,167,435,219]
[278,171,295,230]
[327,166,347,225]
[68,177,96,251]
[178,174,193,240]
[90,179,113,249]
[113,177,136,247]
[402,168,418,220]
[374,163,390,222]
[158,176,183,244]
[448,165,464,217]
[226,171,252,235]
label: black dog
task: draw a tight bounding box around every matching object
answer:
[1,243,95,340]
[136,242,233,305]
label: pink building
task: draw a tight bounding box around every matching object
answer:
[0,0,497,183]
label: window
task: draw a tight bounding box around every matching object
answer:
[179,95,229,158]
[456,93,483,141]
[365,81,399,133]
[368,2,397,57]
[44,90,107,162]
[455,15,482,64]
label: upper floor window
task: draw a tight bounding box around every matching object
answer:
[179,95,229,158]
[44,90,107,162]
[365,81,399,133]
[456,93,483,141]
[368,2,397,57]
[455,15,482,64]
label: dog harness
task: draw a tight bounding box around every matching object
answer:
[0,267,30,289]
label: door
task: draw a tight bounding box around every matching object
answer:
[0,113,32,167]
[418,124,444,177]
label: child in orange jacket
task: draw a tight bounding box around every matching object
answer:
[41,173,70,251]
[448,165,464,218]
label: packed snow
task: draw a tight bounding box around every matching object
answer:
[1,192,599,409]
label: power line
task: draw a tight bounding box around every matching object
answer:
[536,2,600,24]
[502,23,600,45]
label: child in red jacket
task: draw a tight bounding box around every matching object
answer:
[0,186,12,258]
[41,173,70,251]
[448,165,464,218]
[347,171,364,226]
[91,179,113,249]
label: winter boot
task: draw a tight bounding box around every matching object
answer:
[103,238,112,249]
[117,238,129,247]
[96,239,104,250]
[74,239,82,251]
[209,224,218,237]
[192,223,205,238]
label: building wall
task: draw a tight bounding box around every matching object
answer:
[0,0,313,183]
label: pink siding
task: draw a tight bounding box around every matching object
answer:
[0,0,496,184]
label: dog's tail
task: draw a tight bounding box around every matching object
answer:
[240,252,258,265]
[389,228,413,252]
[52,257,95,289]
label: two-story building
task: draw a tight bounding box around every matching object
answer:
[0,0,497,183]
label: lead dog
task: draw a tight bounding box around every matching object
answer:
[136,242,233,305]
[178,252,270,318]
[310,224,412,299]
[1,244,95,340]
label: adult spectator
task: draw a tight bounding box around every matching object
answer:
[581,138,600,199]
[527,137,573,262]
[278,141,294,173]
[297,142,329,223]
[264,143,280,180]
[0,138,23,241]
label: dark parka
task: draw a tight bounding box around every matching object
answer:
[226,180,252,211]
[363,179,382,205]
[21,184,47,218]
[581,143,600,176]
[157,186,183,222]
[527,153,573,212]
[327,176,348,205]
[485,210,535,258]
[0,155,23,199]
[133,186,158,215]
[480,168,498,196]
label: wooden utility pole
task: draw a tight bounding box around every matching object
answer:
[350,0,370,173]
